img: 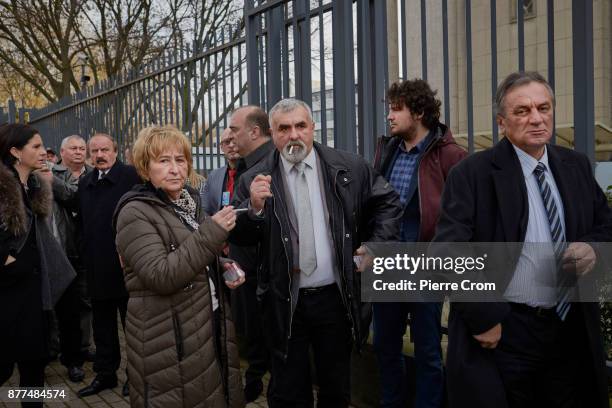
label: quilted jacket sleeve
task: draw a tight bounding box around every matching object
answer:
[115,201,228,295]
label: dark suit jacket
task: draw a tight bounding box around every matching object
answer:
[200,165,227,216]
[79,161,140,300]
[433,137,612,408]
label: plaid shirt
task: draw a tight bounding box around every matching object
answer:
[387,135,430,240]
[388,139,426,205]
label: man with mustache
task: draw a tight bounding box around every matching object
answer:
[231,98,402,407]
[77,133,140,397]
[227,105,274,402]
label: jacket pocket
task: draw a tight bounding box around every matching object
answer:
[172,311,184,361]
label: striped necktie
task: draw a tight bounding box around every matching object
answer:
[533,162,571,320]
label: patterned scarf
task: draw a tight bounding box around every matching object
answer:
[170,189,199,230]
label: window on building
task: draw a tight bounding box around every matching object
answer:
[510,0,536,23]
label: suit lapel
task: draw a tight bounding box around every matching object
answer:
[547,145,579,241]
[492,138,528,242]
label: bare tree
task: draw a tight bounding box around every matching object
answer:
[0,0,240,105]
[0,0,83,102]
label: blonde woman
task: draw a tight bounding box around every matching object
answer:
[113,125,245,407]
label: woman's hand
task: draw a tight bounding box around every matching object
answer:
[35,164,54,183]
[211,206,237,232]
[222,262,246,289]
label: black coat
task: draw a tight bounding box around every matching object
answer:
[0,164,75,362]
[230,143,402,360]
[433,137,612,408]
[79,161,140,300]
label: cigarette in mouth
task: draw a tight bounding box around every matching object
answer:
[289,145,295,155]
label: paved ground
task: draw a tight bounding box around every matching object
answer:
[1,330,270,408]
[1,306,453,407]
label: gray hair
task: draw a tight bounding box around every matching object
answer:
[60,134,85,149]
[269,98,313,126]
[494,71,555,116]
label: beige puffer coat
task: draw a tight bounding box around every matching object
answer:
[114,185,245,408]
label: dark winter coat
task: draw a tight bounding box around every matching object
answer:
[114,184,245,408]
[0,163,75,362]
[230,142,402,360]
[433,137,612,408]
[78,161,140,300]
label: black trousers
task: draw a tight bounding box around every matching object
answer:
[493,304,595,408]
[55,270,84,367]
[0,359,46,408]
[70,258,92,354]
[236,275,269,386]
[91,297,127,378]
[267,284,352,408]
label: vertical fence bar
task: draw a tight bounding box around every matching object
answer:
[318,0,328,146]
[466,0,474,153]
[491,0,498,144]
[294,0,312,105]
[420,0,427,80]
[373,0,388,149]
[332,0,357,152]
[357,0,372,155]
[572,0,594,160]
[246,0,261,105]
[8,99,16,124]
[282,4,290,99]
[547,0,556,144]
[266,4,284,109]
[442,0,450,126]
[400,0,407,79]
[517,0,525,71]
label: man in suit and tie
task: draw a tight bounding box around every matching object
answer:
[77,133,140,397]
[231,98,402,407]
[201,128,240,215]
[434,71,612,407]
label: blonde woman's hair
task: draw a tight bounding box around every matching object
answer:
[132,125,193,182]
[188,171,205,190]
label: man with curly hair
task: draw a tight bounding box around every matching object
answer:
[372,79,466,408]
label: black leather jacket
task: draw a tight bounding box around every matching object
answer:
[230,142,401,360]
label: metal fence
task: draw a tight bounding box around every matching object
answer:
[391,0,605,161]
[23,0,390,172]
[22,0,605,171]
[244,0,388,161]
[28,23,248,174]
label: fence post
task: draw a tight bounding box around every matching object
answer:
[245,0,261,106]
[572,0,594,161]
[8,99,17,124]
[266,4,284,110]
[332,0,357,153]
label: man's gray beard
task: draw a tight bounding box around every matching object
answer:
[281,141,308,164]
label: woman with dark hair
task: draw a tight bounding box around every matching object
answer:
[0,124,75,406]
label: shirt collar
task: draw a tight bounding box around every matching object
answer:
[280,145,317,175]
[398,130,432,154]
[513,144,550,178]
